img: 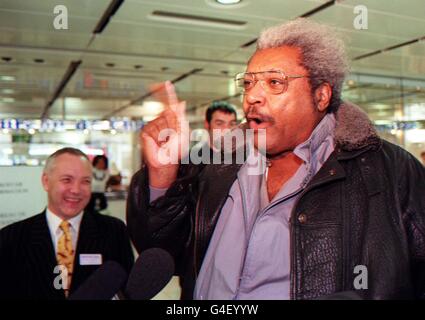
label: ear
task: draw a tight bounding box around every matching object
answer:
[204,120,210,130]
[41,172,49,192]
[314,83,332,112]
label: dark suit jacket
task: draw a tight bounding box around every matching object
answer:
[0,210,134,299]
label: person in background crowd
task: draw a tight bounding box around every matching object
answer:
[204,101,238,143]
[191,101,238,161]
[87,155,110,212]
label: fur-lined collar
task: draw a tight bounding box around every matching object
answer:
[334,101,381,151]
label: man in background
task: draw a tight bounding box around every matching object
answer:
[204,101,238,141]
[191,101,238,162]
[0,147,134,299]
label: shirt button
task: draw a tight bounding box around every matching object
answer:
[329,169,336,176]
[298,213,307,224]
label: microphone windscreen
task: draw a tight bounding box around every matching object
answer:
[68,260,127,300]
[125,248,175,300]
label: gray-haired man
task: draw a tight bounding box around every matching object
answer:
[127,18,425,300]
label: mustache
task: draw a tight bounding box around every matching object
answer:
[244,105,274,124]
[244,112,275,124]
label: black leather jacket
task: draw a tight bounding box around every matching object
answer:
[127,102,425,299]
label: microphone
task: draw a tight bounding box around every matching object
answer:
[68,260,127,300]
[124,248,175,300]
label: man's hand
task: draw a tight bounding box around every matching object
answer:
[140,81,190,188]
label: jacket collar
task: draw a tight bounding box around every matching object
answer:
[334,101,381,153]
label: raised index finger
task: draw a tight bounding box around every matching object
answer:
[150,80,179,113]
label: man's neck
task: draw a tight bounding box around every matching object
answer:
[266,152,303,201]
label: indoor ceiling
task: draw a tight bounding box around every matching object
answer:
[0,0,425,123]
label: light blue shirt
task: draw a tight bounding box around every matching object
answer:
[194,113,336,300]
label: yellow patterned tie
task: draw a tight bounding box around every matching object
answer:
[57,220,75,296]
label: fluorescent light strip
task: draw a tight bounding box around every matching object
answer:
[149,10,246,29]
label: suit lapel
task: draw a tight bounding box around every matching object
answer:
[28,212,64,299]
[71,211,102,292]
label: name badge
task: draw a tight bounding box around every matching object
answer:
[79,254,103,266]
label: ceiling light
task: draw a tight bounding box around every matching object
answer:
[149,10,246,29]
[142,115,156,122]
[2,89,14,94]
[216,0,241,4]
[92,120,110,131]
[65,97,82,107]
[0,75,15,81]
[140,101,164,118]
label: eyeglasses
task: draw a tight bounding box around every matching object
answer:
[234,70,308,95]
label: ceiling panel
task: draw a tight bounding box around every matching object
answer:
[0,0,110,49]
[343,0,425,20]
[352,41,425,78]
[315,2,425,42]
[0,0,424,123]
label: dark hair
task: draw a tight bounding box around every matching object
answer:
[205,101,237,124]
[421,151,425,157]
[44,147,89,173]
[92,155,109,169]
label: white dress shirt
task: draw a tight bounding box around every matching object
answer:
[45,209,83,254]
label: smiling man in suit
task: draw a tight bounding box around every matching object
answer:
[0,147,134,299]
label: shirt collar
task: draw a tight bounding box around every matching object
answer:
[293,113,336,164]
[45,208,84,235]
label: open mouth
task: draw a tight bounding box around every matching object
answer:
[247,115,263,123]
[246,115,270,129]
[250,118,262,124]
[64,198,81,205]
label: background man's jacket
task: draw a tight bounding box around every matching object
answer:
[0,210,134,299]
